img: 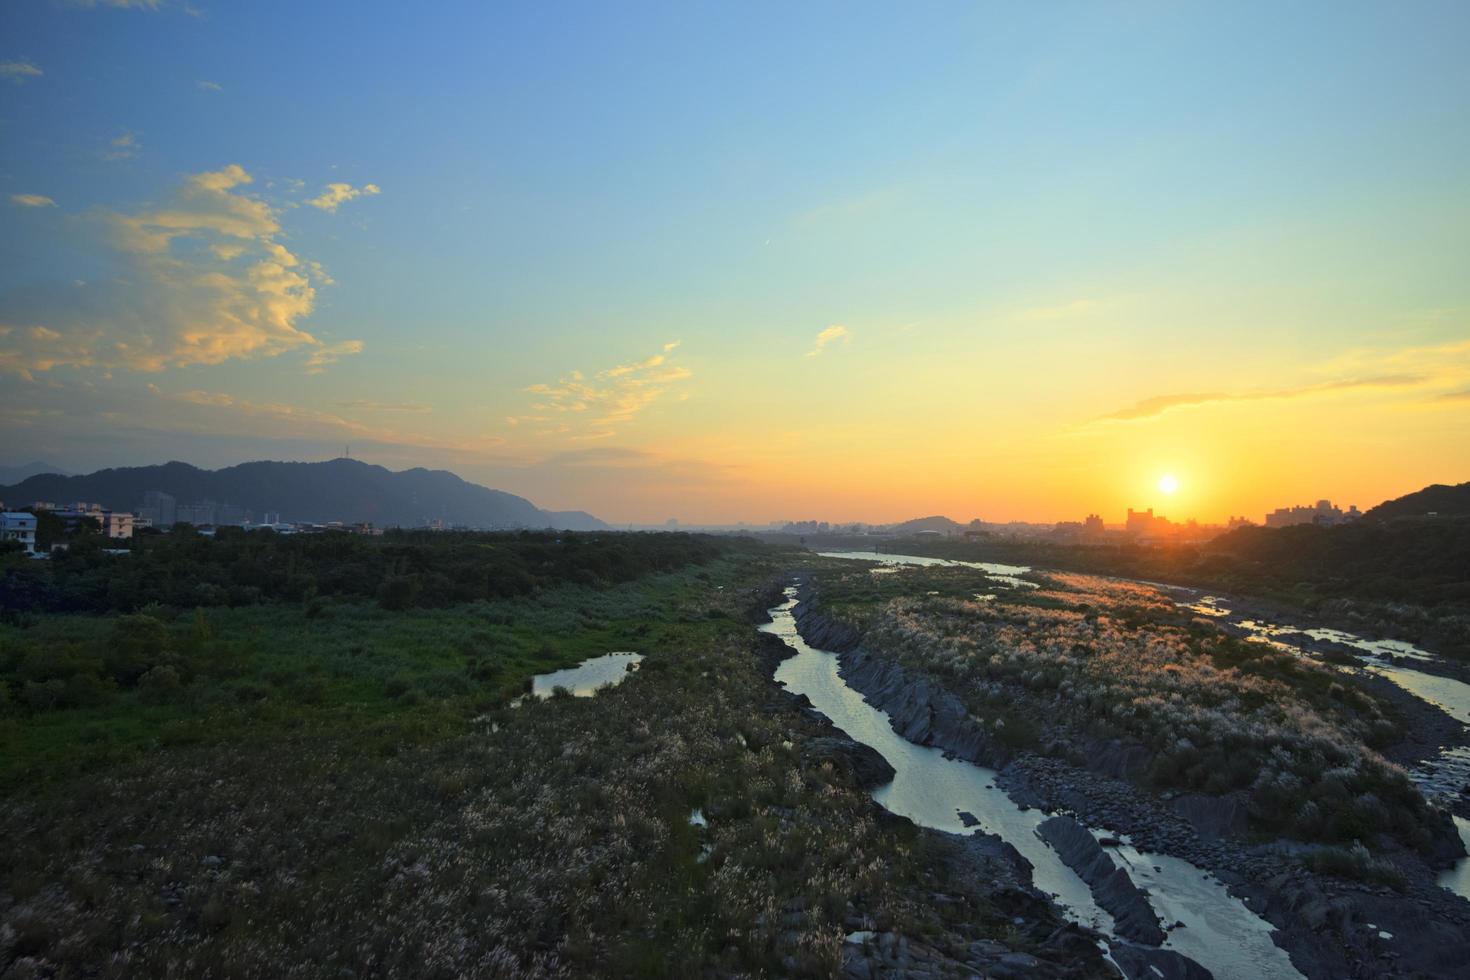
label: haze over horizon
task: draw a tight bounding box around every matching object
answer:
[3,2,1468,525]
[0,452,1452,529]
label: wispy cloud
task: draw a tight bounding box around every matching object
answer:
[338,399,432,414]
[516,341,691,437]
[304,339,364,374]
[1097,374,1428,423]
[197,79,222,91]
[162,387,387,441]
[141,384,507,455]
[805,324,850,358]
[307,182,380,213]
[0,60,42,82]
[10,194,56,208]
[104,130,140,161]
[0,164,339,377]
[72,0,166,9]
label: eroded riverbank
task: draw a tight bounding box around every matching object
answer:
[790,555,1470,978]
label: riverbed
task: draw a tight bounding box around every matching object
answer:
[763,585,1303,979]
[819,548,1470,903]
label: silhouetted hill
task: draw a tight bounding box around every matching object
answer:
[887,515,966,535]
[0,459,609,530]
[540,510,608,532]
[0,461,71,485]
[1365,482,1470,520]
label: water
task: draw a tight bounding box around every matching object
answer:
[1442,818,1470,899]
[526,652,643,699]
[816,550,1038,589]
[760,590,1111,932]
[1361,664,1470,726]
[762,586,1302,977]
[1108,838,1301,978]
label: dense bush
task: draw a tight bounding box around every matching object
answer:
[0,529,727,616]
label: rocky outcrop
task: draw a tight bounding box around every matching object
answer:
[1169,792,1249,839]
[1109,943,1213,980]
[1035,816,1167,946]
[792,599,863,652]
[754,631,798,674]
[836,648,997,763]
[1077,736,1151,782]
[807,736,896,791]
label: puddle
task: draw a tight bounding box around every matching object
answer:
[522,652,643,701]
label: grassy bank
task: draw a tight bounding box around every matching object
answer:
[0,563,738,790]
[0,536,1106,977]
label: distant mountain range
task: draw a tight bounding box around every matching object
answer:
[1364,481,1470,520]
[0,461,72,485]
[0,459,608,531]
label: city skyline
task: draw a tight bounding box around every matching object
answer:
[3,2,1468,524]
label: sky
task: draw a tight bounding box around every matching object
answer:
[1,1,1468,525]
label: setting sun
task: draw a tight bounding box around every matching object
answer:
[1158,474,1180,495]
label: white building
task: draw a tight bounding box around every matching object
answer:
[1,512,38,554]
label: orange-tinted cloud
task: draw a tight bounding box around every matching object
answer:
[0,165,339,375]
[805,324,850,357]
[516,341,691,436]
[1097,374,1427,423]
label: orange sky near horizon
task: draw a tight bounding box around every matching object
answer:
[2,3,1467,525]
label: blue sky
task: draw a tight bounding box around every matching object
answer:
[2,1,1468,522]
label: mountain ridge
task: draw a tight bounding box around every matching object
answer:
[0,458,609,531]
[1364,481,1470,520]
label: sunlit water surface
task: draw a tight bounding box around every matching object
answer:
[527,652,643,699]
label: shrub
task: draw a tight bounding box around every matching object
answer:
[138,665,183,703]
[377,576,421,611]
[106,615,171,685]
[1304,843,1405,889]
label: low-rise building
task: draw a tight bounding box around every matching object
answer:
[1,512,38,553]
[52,505,135,539]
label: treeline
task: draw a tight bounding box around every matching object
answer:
[0,528,729,615]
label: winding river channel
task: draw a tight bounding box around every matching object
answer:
[790,549,1470,973]
[762,581,1303,979]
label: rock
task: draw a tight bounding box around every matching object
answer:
[957,810,980,828]
[201,855,222,868]
[1109,943,1214,980]
[1036,816,1166,946]
[806,736,896,790]
[1170,792,1248,839]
